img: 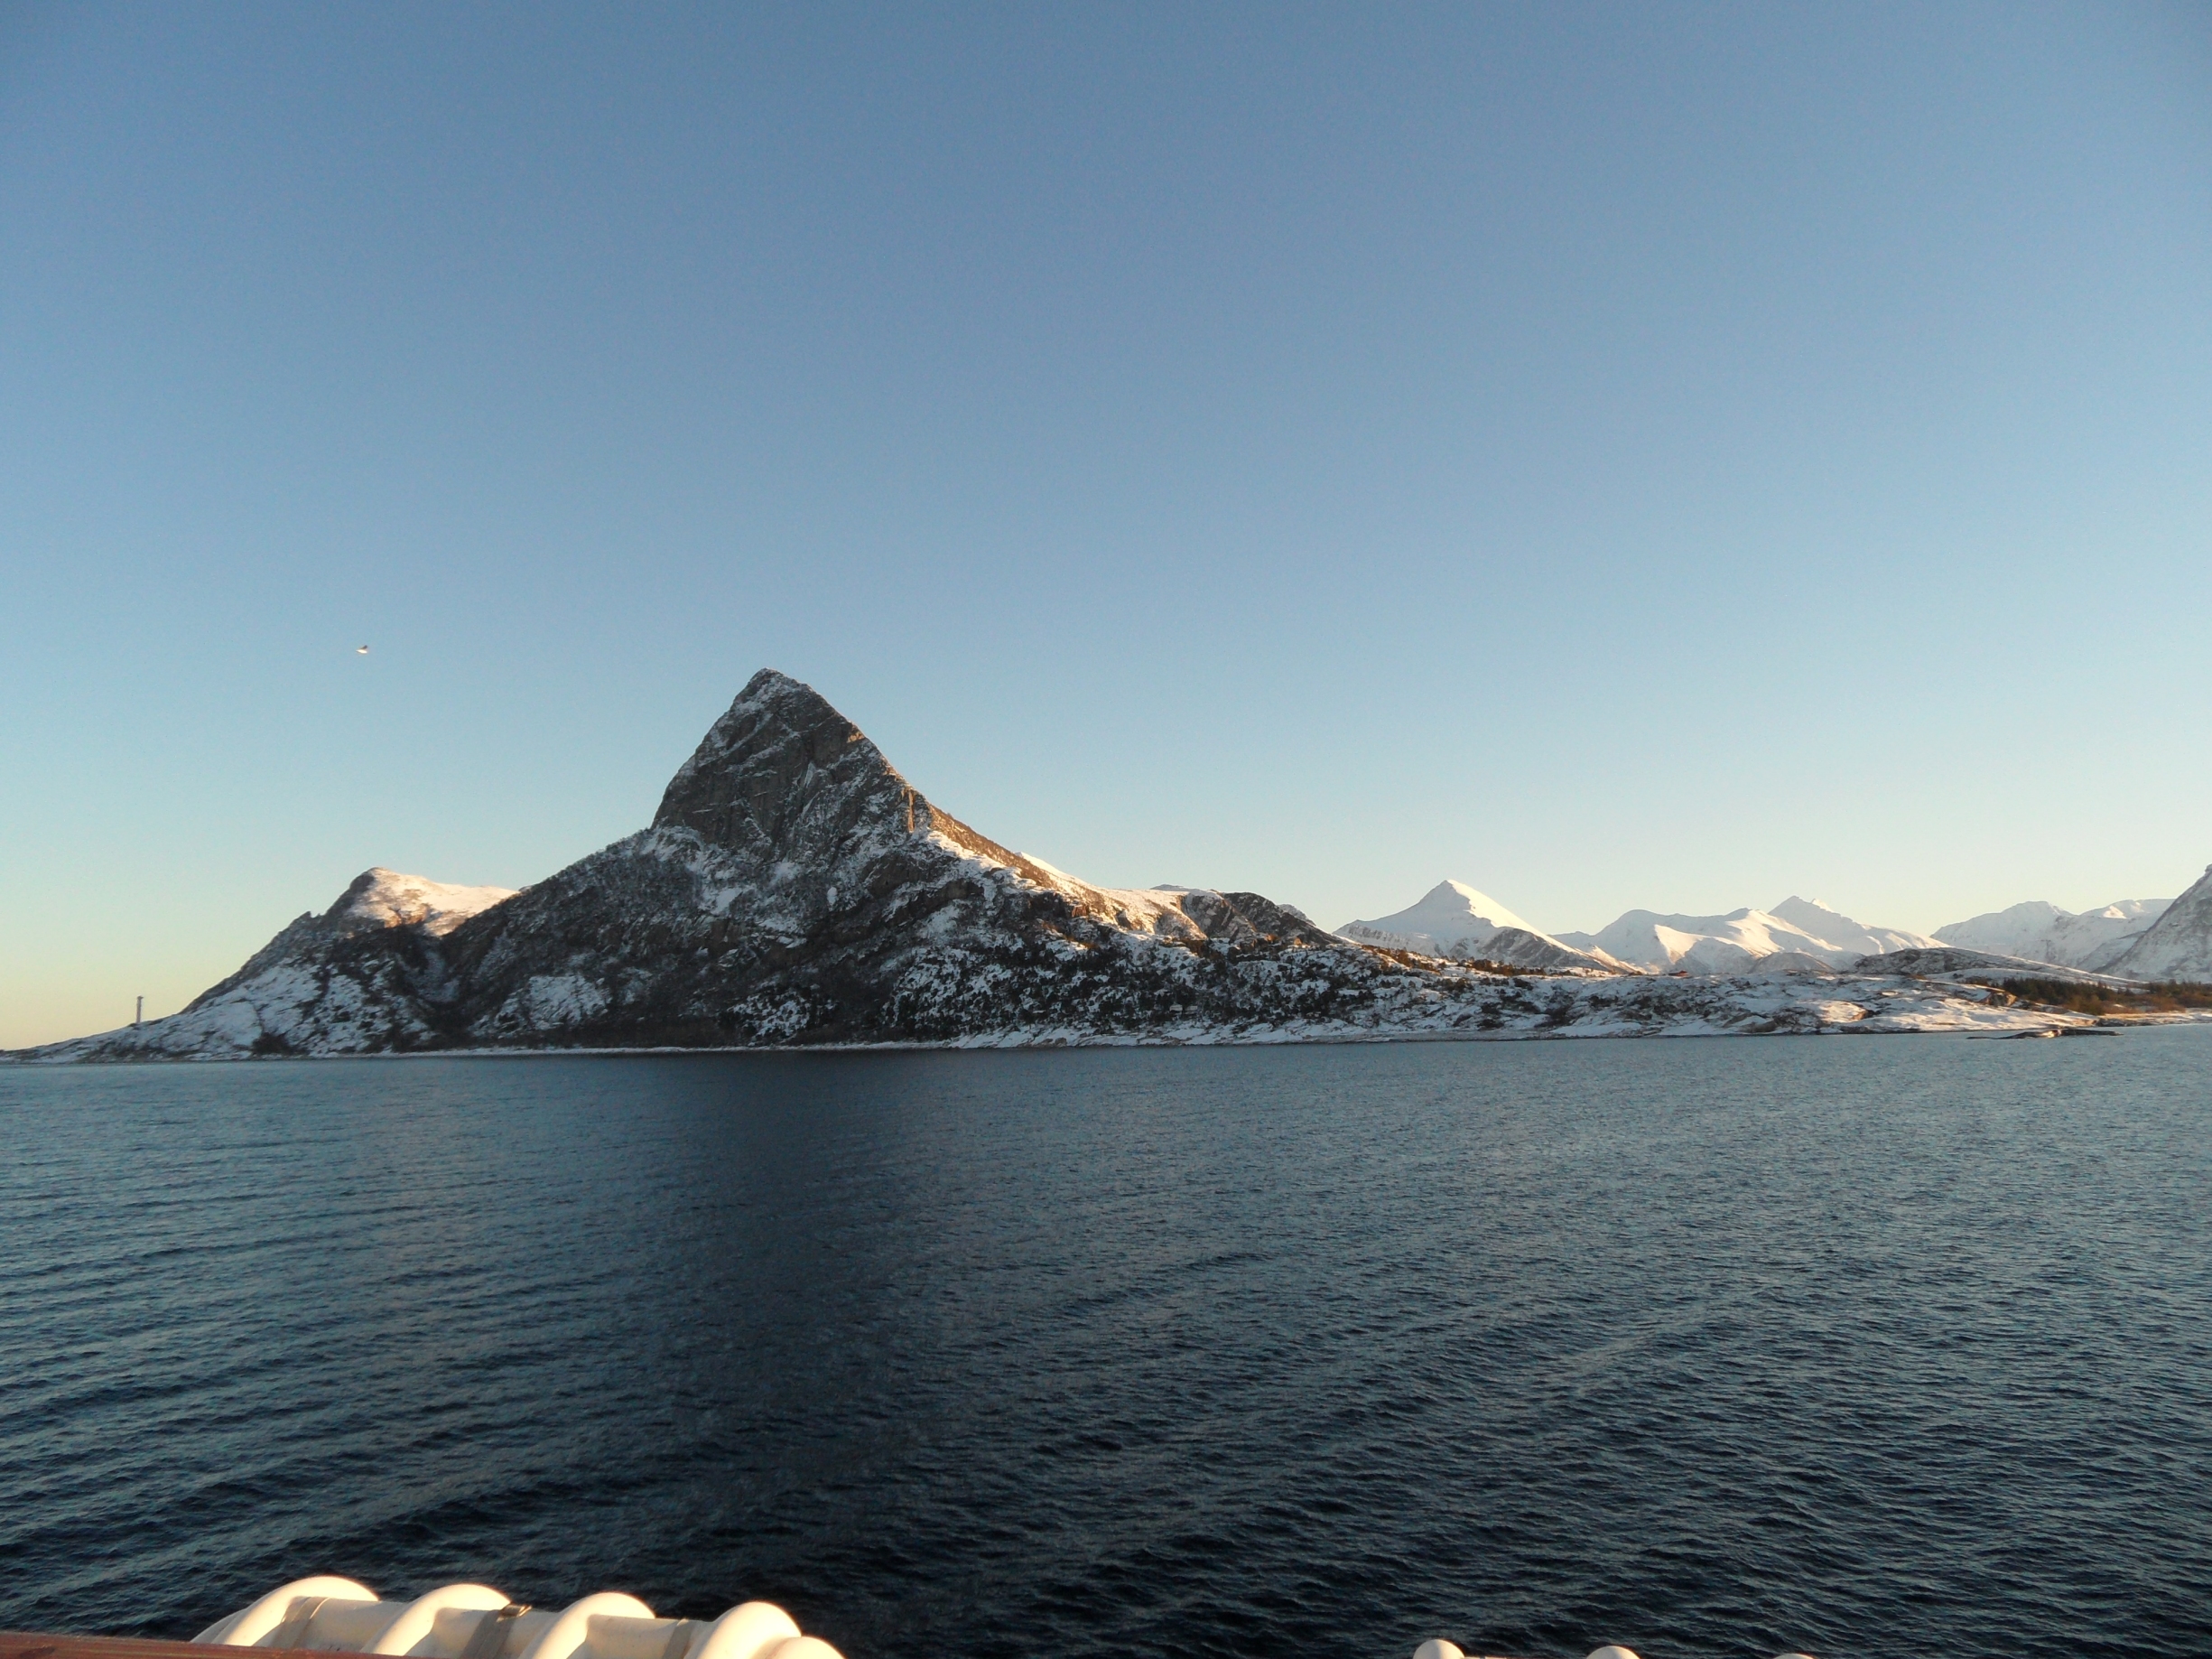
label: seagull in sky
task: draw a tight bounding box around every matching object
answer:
[356,645,370,655]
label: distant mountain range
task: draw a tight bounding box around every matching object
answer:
[1932,898,2168,972]
[11,671,2209,1060]
[1550,897,1940,974]
[1339,871,2206,982]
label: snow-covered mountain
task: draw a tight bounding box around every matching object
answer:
[335,868,516,934]
[19,673,1582,1058]
[1336,881,1615,972]
[1556,898,1939,972]
[70,868,522,1058]
[2107,866,2212,982]
[1338,880,1534,953]
[1766,898,1941,958]
[12,671,2190,1059]
[1934,897,2168,972]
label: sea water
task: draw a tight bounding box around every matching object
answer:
[3,1032,2207,1659]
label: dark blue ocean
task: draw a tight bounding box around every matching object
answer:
[4,1033,2208,1659]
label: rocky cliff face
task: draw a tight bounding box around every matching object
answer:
[422,671,1409,1048]
[2108,865,2212,983]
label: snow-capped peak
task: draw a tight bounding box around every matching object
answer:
[1557,899,1937,972]
[1765,897,1940,958]
[1336,881,1540,955]
[1934,894,2171,971]
[335,868,517,937]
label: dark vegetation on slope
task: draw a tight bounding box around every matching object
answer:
[1969,977,2212,1016]
[1359,945,1552,982]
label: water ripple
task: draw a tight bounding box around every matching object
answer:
[2,1035,2208,1658]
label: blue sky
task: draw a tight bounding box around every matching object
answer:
[4,3,2208,1045]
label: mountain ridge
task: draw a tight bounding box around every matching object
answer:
[26,674,1508,1055]
[1933,896,2169,971]
[2106,866,2212,982]
[12,671,2201,1059]
[1555,899,1940,973]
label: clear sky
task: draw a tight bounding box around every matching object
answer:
[4,3,2208,1047]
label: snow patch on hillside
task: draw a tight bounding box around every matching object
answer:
[340,868,518,936]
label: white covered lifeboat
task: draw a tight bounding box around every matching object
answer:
[192,1580,838,1659]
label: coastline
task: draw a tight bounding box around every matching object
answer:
[14,995,2207,1064]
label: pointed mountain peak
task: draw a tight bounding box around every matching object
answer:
[678,669,861,769]
[1339,881,1541,948]
[1771,895,1846,927]
[655,669,918,858]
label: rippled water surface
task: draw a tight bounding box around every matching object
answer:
[4,1034,2209,1659]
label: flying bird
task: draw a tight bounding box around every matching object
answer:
[356,645,370,655]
